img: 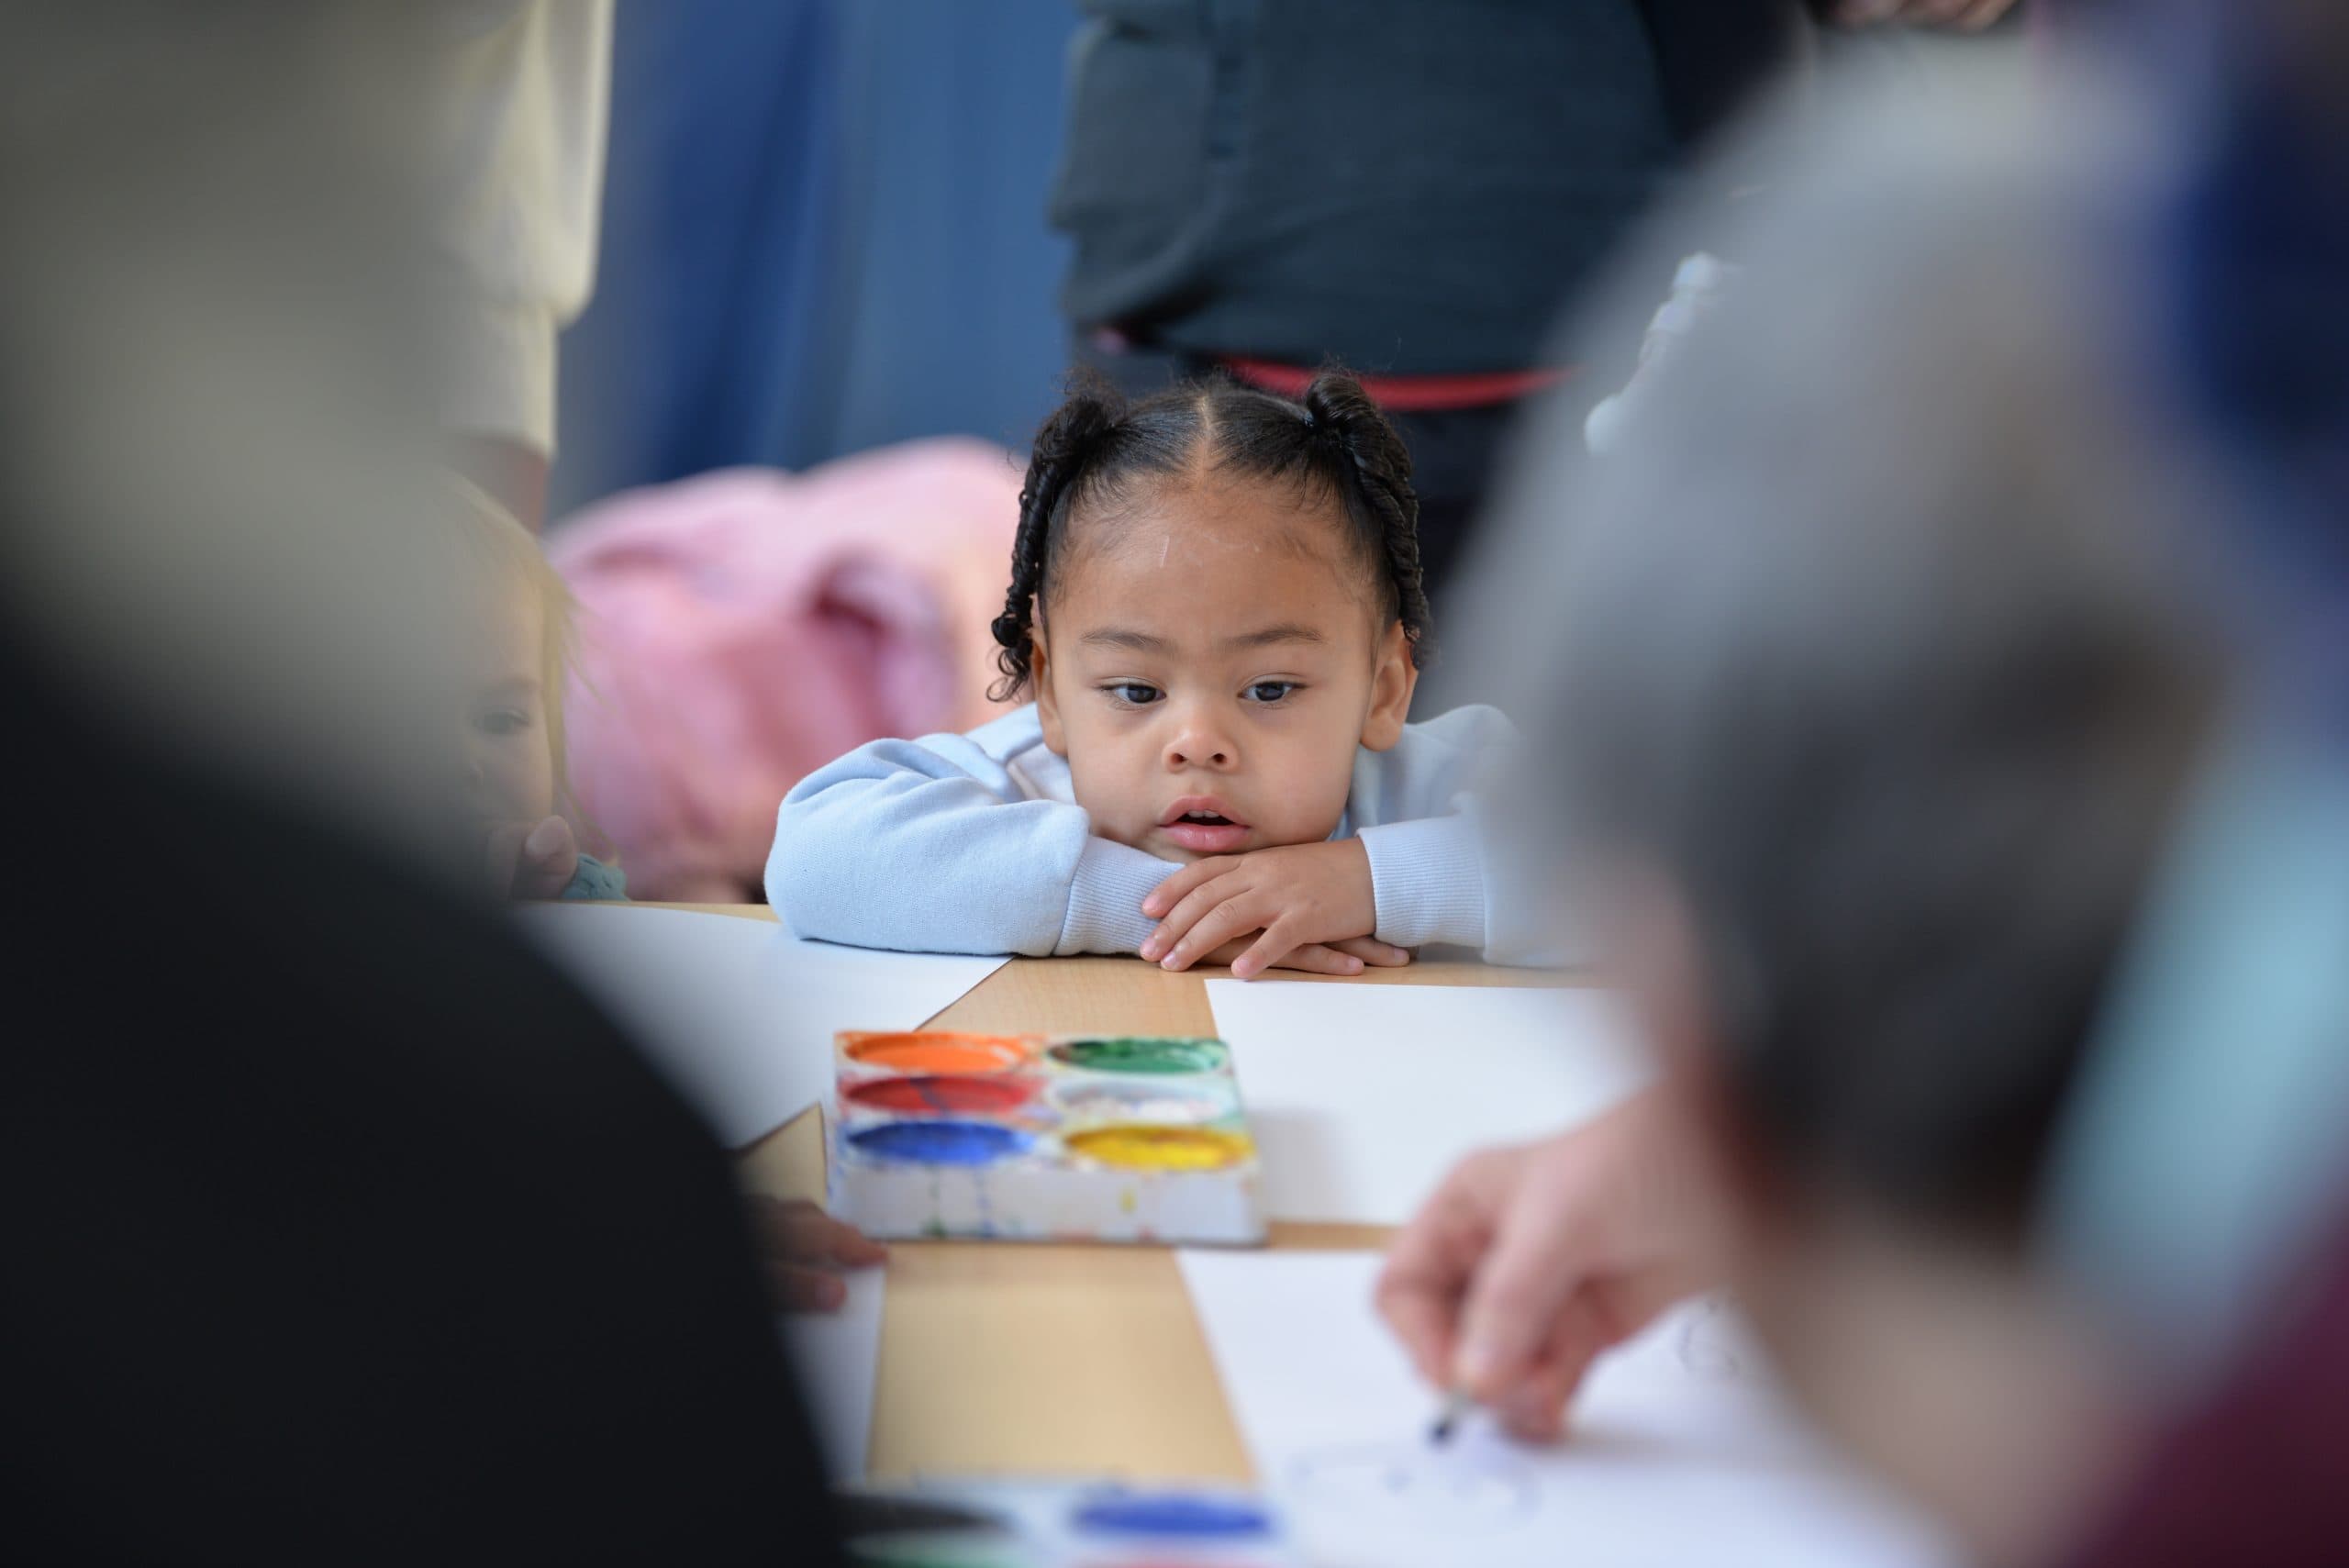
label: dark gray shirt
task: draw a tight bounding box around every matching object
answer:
[1052,0,1687,374]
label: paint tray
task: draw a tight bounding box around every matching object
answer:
[836,1476,1301,1566]
[827,1031,1266,1244]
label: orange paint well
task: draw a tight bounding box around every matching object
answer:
[843,1031,1033,1075]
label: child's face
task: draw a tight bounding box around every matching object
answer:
[461,582,556,827]
[1032,473,1417,862]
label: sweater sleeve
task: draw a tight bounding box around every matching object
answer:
[1349,705,1564,967]
[764,726,1176,957]
[559,853,629,902]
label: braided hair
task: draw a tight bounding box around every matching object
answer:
[988,368,1436,699]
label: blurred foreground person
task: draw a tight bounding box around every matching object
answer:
[1384,64,2346,1568]
[0,8,841,1560]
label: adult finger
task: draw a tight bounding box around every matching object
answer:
[1491,1296,1612,1442]
[1499,1270,1696,1440]
[1330,936,1412,968]
[1141,857,1241,919]
[1375,1148,1520,1388]
[1161,897,1270,971]
[1459,1097,1731,1402]
[1453,1155,1610,1402]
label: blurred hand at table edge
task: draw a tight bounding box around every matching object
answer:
[1375,1088,1735,1441]
[484,815,580,900]
[749,1196,887,1313]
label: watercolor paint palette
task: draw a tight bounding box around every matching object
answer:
[827,1031,1266,1244]
[838,1477,1301,1567]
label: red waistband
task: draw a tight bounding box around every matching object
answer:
[1219,355,1573,413]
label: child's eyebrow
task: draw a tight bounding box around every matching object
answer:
[1220,624,1326,650]
[1079,628,1174,652]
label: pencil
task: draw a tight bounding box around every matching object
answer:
[1426,1387,1473,1446]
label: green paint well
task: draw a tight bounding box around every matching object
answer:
[1049,1036,1228,1075]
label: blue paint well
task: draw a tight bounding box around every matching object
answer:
[847,1120,1028,1166]
[1070,1491,1273,1540]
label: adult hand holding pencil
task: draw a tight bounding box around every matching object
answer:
[1377,1091,1734,1443]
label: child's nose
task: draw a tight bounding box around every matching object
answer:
[1163,713,1235,771]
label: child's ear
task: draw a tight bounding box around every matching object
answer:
[1031,625,1069,755]
[1358,620,1418,751]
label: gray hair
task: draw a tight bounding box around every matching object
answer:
[1483,66,2232,1237]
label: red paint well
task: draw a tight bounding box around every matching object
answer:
[844,1074,1039,1116]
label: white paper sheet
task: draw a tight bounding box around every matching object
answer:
[1179,1251,1956,1568]
[1205,981,1652,1224]
[517,906,1006,1148]
[780,1266,885,1482]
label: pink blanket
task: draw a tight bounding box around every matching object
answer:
[549,439,1021,903]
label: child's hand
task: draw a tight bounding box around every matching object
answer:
[1141,840,1397,978]
[484,815,579,900]
[1196,934,1415,978]
[747,1196,887,1314]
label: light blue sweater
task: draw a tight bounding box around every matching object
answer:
[766,702,1552,964]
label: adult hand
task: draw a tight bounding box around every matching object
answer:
[1375,1090,1732,1441]
[747,1196,887,1313]
[484,814,580,900]
[1831,0,2020,31]
[1140,840,1393,977]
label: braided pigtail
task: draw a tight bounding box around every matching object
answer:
[1301,371,1436,666]
[990,376,1126,699]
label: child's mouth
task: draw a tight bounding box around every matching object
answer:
[1160,797,1252,854]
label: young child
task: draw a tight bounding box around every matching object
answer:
[453,481,628,902]
[765,372,1549,976]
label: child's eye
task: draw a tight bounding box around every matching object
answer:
[473,708,532,737]
[1242,681,1300,704]
[1103,682,1163,706]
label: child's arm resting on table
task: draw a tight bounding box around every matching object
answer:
[1355,706,1559,967]
[1145,706,1564,971]
[764,728,1175,956]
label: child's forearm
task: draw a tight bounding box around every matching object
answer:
[767,740,1177,955]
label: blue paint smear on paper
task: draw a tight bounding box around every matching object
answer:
[1071,1490,1274,1539]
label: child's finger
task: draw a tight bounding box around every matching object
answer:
[1142,873,1249,961]
[1161,897,1268,971]
[1330,936,1413,968]
[1265,942,1365,977]
[783,1206,888,1268]
[766,1262,850,1315]
[751,1195,887,1269]
[483,822,530,897]
[524,816,572,862]
[1141,856,1241,919]
[1231,921,1327,980]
